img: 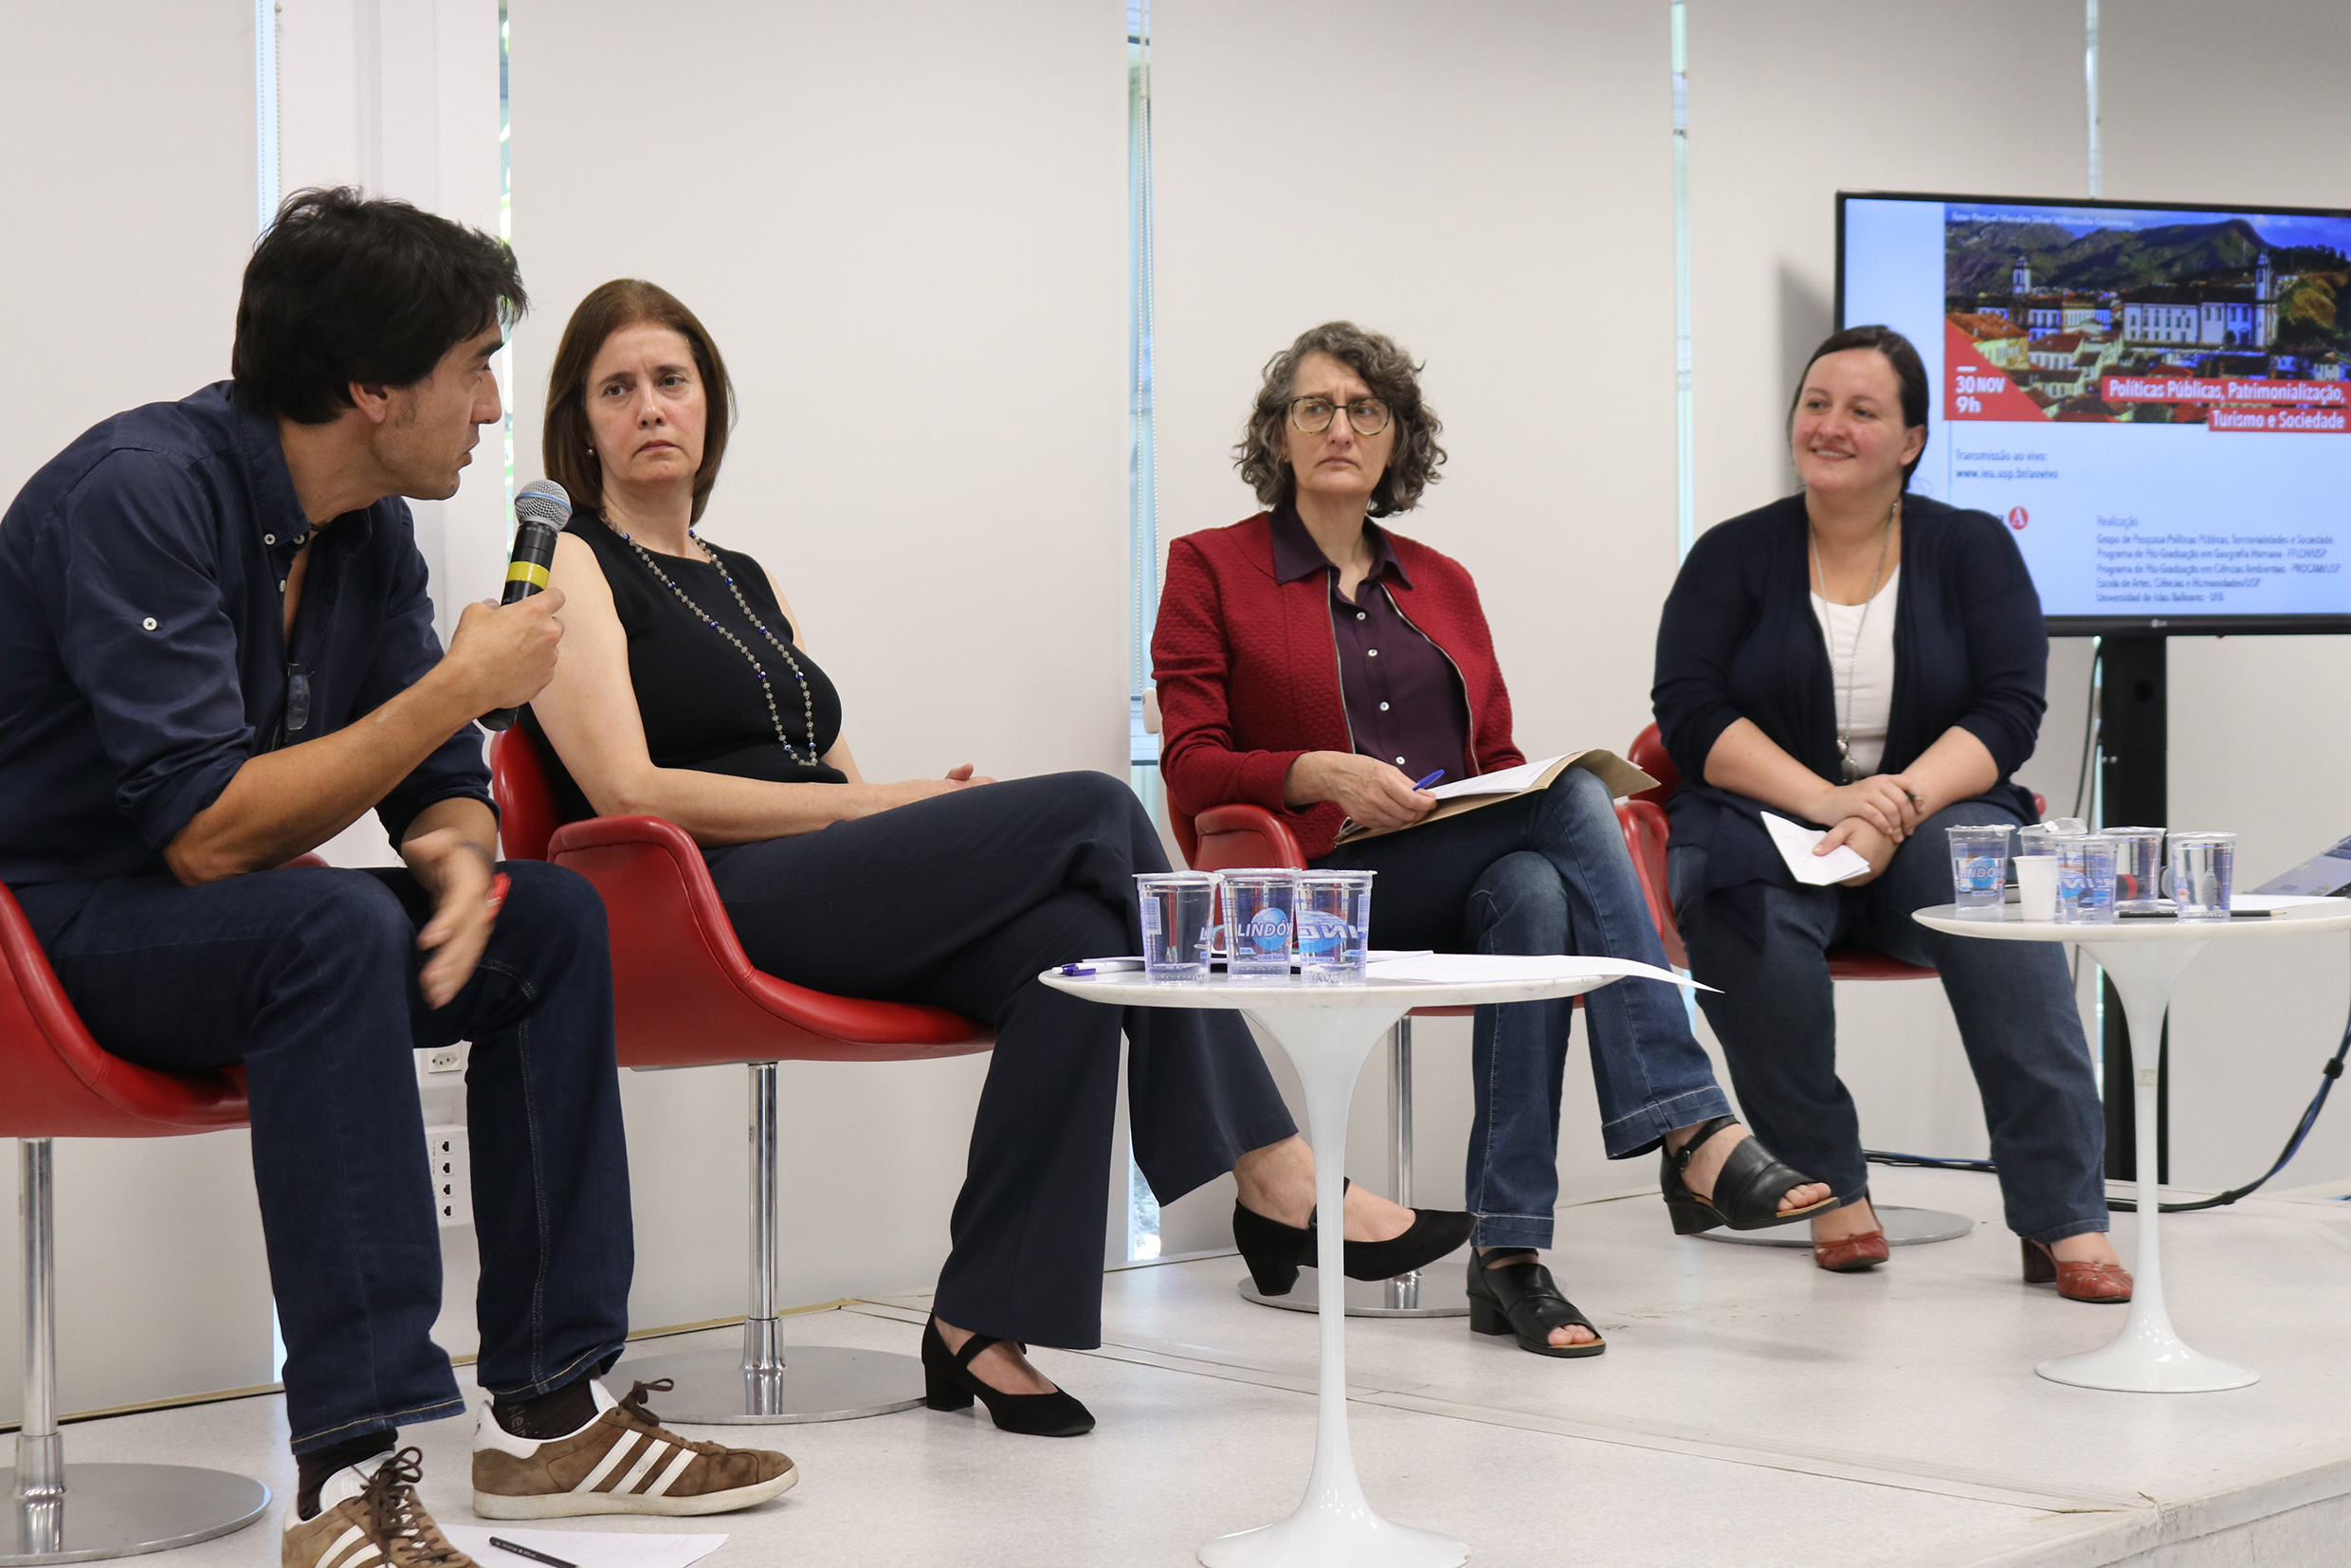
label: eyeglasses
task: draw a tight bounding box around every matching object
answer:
[1288,396,1393,436]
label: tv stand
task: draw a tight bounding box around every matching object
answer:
[2096,633,2168,1183]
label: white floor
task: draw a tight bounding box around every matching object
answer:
[37,1167,2351,1567]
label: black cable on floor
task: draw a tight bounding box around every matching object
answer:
[2109,1002,2351,1213]
[1863,948,2351,1214]
[1865,1149,1995,1173]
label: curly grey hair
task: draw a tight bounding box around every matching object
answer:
[1234,321,1446,517]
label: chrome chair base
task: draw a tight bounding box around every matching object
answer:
[0,1465,268,1566]
[1696,1204,1976,1248]
[611,1343,924,1425]
[1237,1258,1473,1319]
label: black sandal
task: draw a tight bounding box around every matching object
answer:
[1465,1252,1605,1358]
[1659,1115,1835,1234]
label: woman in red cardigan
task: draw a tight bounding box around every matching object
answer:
[1153,322,1832,1358]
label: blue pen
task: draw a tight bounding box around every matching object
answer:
[1412,769,1446,791]
[1056,963,1097,977]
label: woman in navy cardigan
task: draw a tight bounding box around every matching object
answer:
[1651,325,2127,1301]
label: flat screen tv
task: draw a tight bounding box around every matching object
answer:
[1838,191,2351,634]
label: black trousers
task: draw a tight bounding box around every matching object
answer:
[705,771,1296,1347]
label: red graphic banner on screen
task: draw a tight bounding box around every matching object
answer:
[1942,323,2047,421]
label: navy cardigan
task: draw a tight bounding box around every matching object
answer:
[1650,493,2046,936]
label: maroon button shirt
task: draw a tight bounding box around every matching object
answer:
[1269,505,1471,787]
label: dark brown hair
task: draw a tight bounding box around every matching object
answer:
[236,186,526,425]
[543,280,734,521]
[1789,324,1930,488]
[1234,321,1446,517]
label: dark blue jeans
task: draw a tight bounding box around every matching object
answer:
[1668,800,2107,1244]
[1319,767,1732,1249]
[16,860,633,1453]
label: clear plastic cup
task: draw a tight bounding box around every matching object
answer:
[2015,824,2065,861]
[1947,825,2012,918]
[1219,869,1297,982]
[1136,871,1215,981]
[2168,832,2237,922]
[2105,827,2166,911]
[2057,835,2119,924]
[1295,870,1375,983]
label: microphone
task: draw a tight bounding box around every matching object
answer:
[479,479,572,732]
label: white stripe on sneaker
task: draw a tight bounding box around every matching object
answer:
[645,1445,699,1498]
[611,1435,674,1496]
[319,1524,378,1568]
[572,1430,646,1495]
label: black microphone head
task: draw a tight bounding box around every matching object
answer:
[515,478,572,530]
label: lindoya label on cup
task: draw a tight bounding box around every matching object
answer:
[1296,907,1351,960]
[1955,855,2002,895]
[1239,905,1291,955]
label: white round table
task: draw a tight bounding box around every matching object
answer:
[1043,967,1619,1568]
[1912,902,2351,1393]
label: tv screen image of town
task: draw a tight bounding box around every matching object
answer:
[1841,193,2351,627]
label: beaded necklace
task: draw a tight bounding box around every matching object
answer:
[605,518,818,765]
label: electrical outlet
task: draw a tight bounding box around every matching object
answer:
[425,1047,465,1074]
[427,1125,472,1228]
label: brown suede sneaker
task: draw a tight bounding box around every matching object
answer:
[472,1378,797,1520]
[282,1448,474,1568]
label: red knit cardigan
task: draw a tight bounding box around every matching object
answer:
[1152,513,1523,862]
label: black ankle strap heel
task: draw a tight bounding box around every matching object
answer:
[920,1318,1095,1437]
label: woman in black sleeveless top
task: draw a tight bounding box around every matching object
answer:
[523,282,1473,1437]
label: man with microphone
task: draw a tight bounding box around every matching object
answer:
[0,189,793,1567]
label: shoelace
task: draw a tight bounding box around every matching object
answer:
[355,1448,469,1567]
[612,1378,728,1457]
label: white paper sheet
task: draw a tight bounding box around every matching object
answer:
[1364,954,1715,991]
[2231,893,2351,915]
[1424,755,1565,800]
[443,1526,728,1568]
[1759,811,1871,886]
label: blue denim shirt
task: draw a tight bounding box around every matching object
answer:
[0,382,492,886]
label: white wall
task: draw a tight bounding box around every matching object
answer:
[0,1,278,1429]
[506,0,1130,1330]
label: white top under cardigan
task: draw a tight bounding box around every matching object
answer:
[1810,566,1900,778]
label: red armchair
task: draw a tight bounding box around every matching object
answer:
[1,882,272,1560]
[489,728,992,1422]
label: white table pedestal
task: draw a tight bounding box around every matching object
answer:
[1912,902,2351,1394]
[1198,1003,1467,1568]
[1043,966,1618,1567]
[2036,938,2254,1394]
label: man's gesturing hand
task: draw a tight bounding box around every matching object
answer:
[404,828,501,1009]
[447,586,567,714]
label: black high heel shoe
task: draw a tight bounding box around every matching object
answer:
[1231,1178,1477,1295]
[1659,1115,1836,1234]
[920,1318,1095,1437]
[1466,1251,1605,1358]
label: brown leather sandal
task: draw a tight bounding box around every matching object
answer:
[2023,1238,2132,1303]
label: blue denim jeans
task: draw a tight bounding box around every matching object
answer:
[1319,767,1731,1249]
[1667,800,2108,1244]
[17,860,633,1453]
